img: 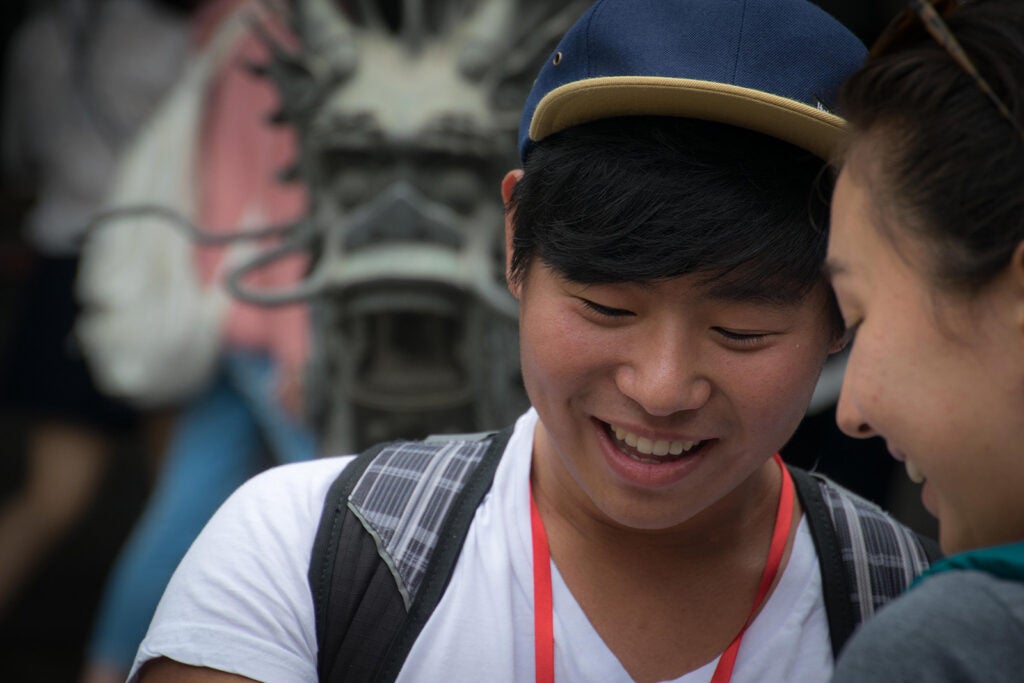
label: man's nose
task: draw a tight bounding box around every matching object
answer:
[615,333,712,417]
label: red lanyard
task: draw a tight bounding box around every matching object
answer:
[529,453,795,683]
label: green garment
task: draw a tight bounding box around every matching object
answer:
[915,540,1024,586]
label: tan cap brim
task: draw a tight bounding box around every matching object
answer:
[529,76,845,161]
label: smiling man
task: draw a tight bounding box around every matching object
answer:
[130,2,938,682]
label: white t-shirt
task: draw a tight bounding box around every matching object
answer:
[130,409,832,682]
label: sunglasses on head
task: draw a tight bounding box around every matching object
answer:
[870,0,1024,141]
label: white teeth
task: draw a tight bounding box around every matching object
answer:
[608,424,699,457]
[905,460,925,484]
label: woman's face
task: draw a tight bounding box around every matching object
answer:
[827,159,1024,554]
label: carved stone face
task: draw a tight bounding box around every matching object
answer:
[304,122,523,451]
[268,0,582,450]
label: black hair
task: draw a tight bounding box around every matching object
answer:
[507,116,835,317]
[838,0,1024,294]
[152,0,207,14]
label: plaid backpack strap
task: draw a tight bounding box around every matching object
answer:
[310,427,513,683]
[789,466,941,658]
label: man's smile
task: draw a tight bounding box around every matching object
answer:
[602,420,709,463]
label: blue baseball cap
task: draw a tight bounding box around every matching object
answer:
[518,0,866,164]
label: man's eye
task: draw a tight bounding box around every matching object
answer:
[579,299,633,317]
[714,328,771,346]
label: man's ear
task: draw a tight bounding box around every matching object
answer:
[501,169,524,299]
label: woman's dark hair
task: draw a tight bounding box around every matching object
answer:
[838,0,1024,293]
[507,116,834,312]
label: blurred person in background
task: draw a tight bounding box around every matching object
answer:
[78,2,320,681]
[0,0,194,622]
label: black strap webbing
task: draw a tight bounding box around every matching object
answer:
[311,427,513,683]
[310,441,393,682]
[789,466,942,658]
[789,466,857,658]
[375,427,512,681]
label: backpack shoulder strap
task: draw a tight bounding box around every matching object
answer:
[310,426,514,683]
[788,466,941,658]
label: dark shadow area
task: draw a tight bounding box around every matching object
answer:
[0,423,150,683]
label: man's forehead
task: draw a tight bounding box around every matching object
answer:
[696,270,813,308]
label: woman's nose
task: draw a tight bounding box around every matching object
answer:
[835,367,877,439]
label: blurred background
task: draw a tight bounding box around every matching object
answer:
[0,1,932,681]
